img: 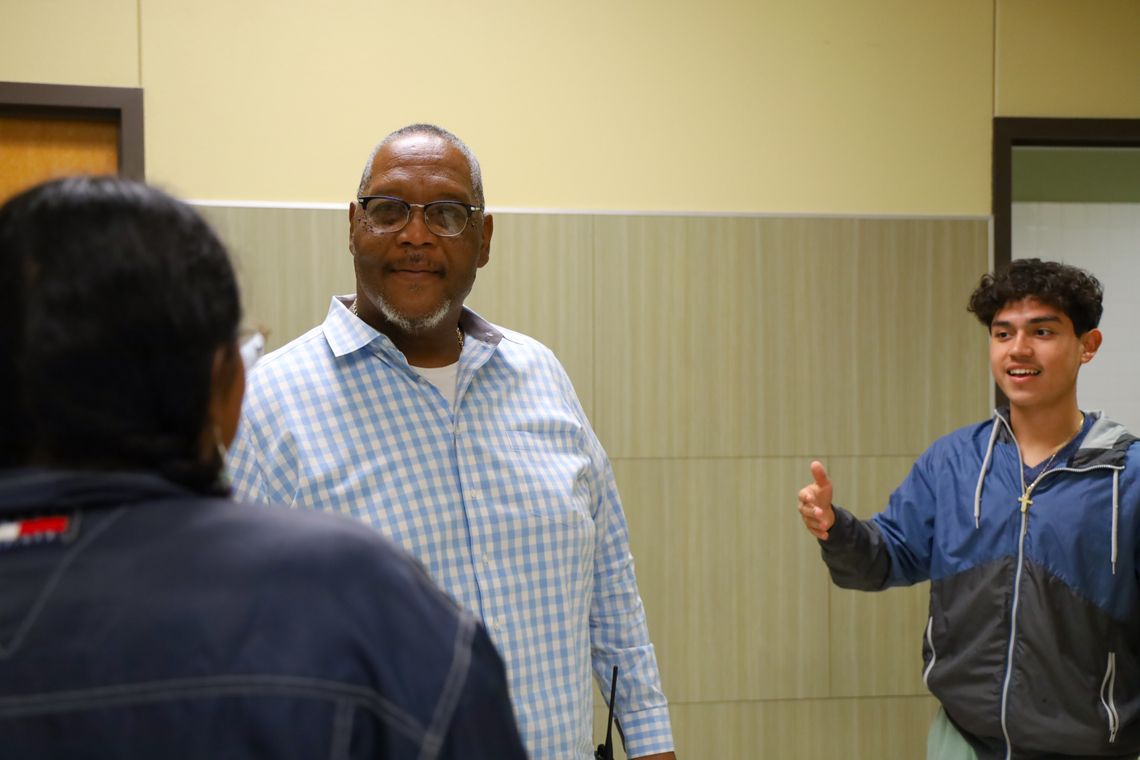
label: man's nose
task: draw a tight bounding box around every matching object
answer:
[397,207,435,245]
[1010,331,1033,355]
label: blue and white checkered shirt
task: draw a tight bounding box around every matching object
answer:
[229,296,674,759]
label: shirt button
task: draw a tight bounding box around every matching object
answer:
[455,421,467,435]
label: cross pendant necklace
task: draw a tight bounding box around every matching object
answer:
[1017,491,1034,512]
[1014,413,1084,514]
[1018,449,1062,514]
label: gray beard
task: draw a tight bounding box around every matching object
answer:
[375,294,453,334]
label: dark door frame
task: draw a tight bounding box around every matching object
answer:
[992,117,1140,271]
[991,117,1140,407]
[0,81,145,180]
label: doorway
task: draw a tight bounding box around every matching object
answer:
[0,81,144,204]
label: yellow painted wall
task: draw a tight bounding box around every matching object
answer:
[4,1,1139,212]
[0,0,139,87]
[2,0,996,215]
[137,0,994,215]
[996,0,1140,118]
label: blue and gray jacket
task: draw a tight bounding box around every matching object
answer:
[822,409,1140,760]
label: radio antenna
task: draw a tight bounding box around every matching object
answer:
[595,665,619,760]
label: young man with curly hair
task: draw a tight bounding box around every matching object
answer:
[798,258,1140,759]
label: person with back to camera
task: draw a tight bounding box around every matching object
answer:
[798,257,1140,759]
[228,123,676,760]
[0,176,527,760]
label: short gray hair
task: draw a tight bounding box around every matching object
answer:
[356,123,484,207]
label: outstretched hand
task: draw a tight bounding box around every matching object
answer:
[798,460,836,540]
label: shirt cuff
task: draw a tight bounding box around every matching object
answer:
[619,704,675,757]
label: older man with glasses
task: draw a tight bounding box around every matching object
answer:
[229,124,676,760]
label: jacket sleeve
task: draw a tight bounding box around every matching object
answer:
[821,448,939,590]
[819,505,893,590]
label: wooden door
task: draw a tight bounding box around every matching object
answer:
[0,113,119,204]
[0,81,144,205]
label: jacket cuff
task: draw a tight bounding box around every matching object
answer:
[820,504,858,548]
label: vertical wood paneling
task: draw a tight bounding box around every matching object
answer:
[614,458,831,703]
[595,695,939,758]
[824,456,932,697]
[465,213,596,416]
[195,204,990,757]
[592,216,990,459]
[668,696,940,758]
[196,205,354,349]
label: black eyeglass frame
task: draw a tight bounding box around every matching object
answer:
[356,195,484,237]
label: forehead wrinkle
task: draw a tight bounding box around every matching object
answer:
[368,167,468,195]
[367,146,475,202]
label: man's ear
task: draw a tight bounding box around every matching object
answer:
[348,201,359,253]
[478,212,493,269]
[1079,328,1103,364]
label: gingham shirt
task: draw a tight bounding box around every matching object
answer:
[229,296,674,759]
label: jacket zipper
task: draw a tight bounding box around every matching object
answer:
[995,460,1123,759]
[991,413,1128,758]
[1100,652,1119,743]
[999,504,1030,760]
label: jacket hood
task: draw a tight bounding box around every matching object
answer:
[991,408,1139,468]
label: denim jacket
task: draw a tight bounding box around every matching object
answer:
[0,470,527,759]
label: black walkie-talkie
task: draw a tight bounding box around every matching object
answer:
[595,665,618,760]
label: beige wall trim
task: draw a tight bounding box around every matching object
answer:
[191,199,989,222]
[492,207,991,221]
[190,199,348,210]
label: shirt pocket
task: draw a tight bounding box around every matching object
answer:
[503,429,594,528]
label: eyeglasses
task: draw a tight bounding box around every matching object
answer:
[357,195,483,237]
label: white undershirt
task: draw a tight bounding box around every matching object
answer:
[239,333,266,370]
[411,362,459,406]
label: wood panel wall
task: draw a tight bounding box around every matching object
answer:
[198,205,990,758]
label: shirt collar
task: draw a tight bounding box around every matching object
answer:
[322,295,506,359]
[322,295,376,357]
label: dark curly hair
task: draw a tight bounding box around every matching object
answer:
[0,176,241,491]
[967,258,1103,335]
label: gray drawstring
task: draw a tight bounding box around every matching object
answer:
[975,418,1002,528]
[1112,469,1120,575]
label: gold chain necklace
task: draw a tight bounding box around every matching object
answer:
[1017,418,1082,513]
[1017,448,1062,513]
[350,298,465,351]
